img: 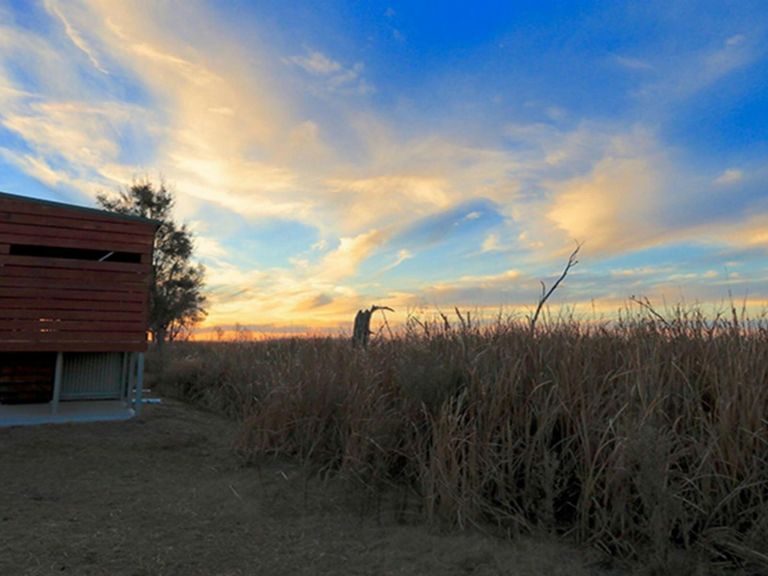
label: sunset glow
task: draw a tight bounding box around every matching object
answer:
[1,1,766,336]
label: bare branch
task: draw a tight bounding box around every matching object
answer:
[530,242,582,334]
[629,295,670,328]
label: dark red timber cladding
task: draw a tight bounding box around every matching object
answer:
[0,352,56,404]
[0,193,157,352]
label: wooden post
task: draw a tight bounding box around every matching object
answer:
[352,305,394,348]
[134,353,145,416]
[120,352,129,403]
[127,352,136,411]
[50,352,63,414]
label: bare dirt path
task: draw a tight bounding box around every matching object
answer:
[0,399,623,576]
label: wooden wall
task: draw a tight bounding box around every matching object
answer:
[0,352,55,404]
[0,194,157,352]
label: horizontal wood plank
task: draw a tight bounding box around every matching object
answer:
[0,232,151,254]
[0,210,156,238]
[0,298,146,313]
[0,370,56,380]
[0,198,157,232]
[0,264,149,284]
[0,331,144,341]
[0,222,153,248]
[0,196,155,352]
[0,276,147,292]
[0,341,148,352]
[0,255,151,273]
[0,308,145,322]
[0,319,146,332]
[0,287,146,303]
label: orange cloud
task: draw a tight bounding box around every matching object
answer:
[546,133,669,254]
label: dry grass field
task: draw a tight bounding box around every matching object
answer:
[156,307,768,575]
[2,398,623,576]
[3,306,766,575]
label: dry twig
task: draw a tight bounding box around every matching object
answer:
[530,242,582,333]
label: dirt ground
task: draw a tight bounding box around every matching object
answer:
[0,398,630,576]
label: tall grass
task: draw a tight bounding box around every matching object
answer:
[155,306,768,571]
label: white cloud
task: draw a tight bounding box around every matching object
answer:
[481,233,502,252]
[325,174,452,230]
[318,229,388,282]
[716,212,768,247]
[457,269,521,284]
[610,266,672,278]
[667,270,719,281]
[194,236,229,260]
[311,239,328,252]
[287,51,342,75]
[715,168,743,185]
[45,0,109,74]
[0,150,66,187]
[383,249,413,271]
[286,49,373,95]
[546,134,668,254]
[1,2,764,331]
[634,32,759,103]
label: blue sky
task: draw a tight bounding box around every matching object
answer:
[1,1,766,334]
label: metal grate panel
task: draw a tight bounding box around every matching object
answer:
[60,353,125,400]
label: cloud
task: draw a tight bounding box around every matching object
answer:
[195,227,395,328]
[324,174,453,231]
[546,150,664,253]
[715,168,743,185]
[193,235,229,261]
[287,51,342,75]
[318,229,388,282]
[3,100,140,168]
[2,2,766,333]
[633,32,761,103]
[199,255,375,329]
[667,270,719,281]
[717,212,768,248]
[613,55,653,71]
[286,49,373,95]
[295,293,335,311]
[457,270,521,284]
[44,0,108,74]
[541,129,713,257]
[0,149,52,184]
[391,268,534,311]
[610,266,673,278]
[481,233,502,253]
[383,249,413,271]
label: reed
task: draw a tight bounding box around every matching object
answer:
[154,305,768,572]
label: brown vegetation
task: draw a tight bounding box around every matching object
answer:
[5,399,613,575]
[157,304,768,574]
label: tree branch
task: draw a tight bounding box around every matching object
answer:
[530,242,582,334]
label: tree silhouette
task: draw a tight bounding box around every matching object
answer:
[97,179,207,344]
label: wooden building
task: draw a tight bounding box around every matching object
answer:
[0,191,158,426]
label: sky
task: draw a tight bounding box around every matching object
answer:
[1,1,767,336]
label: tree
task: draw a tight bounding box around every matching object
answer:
[97,180,207,344]
[351,305,394,348]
